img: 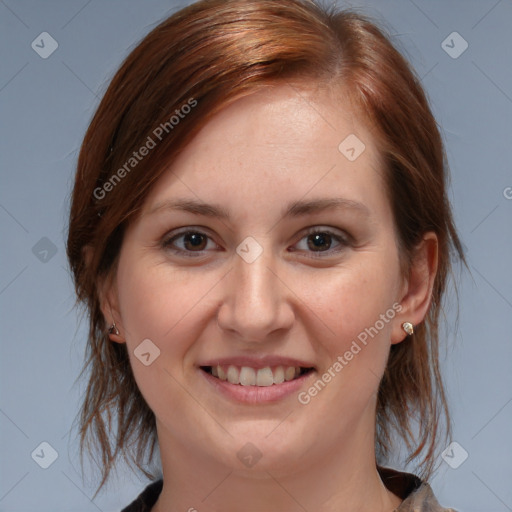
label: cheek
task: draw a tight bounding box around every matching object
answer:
[114,254,210,412]
[300,257,399,346]
[116,263,170,345]
[295,263,400,419]
[115,252,219,356]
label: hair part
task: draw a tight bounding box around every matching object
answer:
[66,0,464,495]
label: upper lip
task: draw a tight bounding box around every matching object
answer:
[199,356,316,370]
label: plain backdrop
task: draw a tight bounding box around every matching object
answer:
[1,1,511,511]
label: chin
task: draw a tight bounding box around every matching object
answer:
[214,425,311,475]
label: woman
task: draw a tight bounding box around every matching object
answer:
[66,0,463,510]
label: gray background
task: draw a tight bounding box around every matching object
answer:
[1,0,511,511]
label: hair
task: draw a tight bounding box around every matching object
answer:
[66,0,465,495]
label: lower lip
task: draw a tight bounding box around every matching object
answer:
[199,368,315,404]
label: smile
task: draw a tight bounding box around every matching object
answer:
[200,365,314,386]
[199,363,316,404]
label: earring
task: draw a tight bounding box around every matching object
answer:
[402,322,414,336]
[108,322,120,336]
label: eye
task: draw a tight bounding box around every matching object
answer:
[162,229,218,257]
[161,226,351,259]
[292,228,351,257]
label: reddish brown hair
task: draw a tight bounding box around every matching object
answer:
[67,0,464,494]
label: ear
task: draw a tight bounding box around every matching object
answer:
[391,232,438,344]
[83,245,126,344]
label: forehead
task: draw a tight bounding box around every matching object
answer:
[141,82,388,221]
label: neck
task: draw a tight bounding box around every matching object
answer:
[152,420,402,512]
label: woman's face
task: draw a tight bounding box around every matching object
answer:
[108,83,413,474]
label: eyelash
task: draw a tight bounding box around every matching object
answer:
[161,227,351,259]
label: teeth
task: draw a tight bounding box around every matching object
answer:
[273,366,285,384]
[227,365,239,384]
[285,366,296,381]
[211,365,307,386]
[239,367,256,386]
[256,367,274,387]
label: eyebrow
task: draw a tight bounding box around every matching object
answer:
[147,197,371,220]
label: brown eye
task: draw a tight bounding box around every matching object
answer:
[292,228,351,257]
[163,230,217,257]
[306,232,333,252]
[181,232,208,251]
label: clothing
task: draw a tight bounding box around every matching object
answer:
[120,466,456,511]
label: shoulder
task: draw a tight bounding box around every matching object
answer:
[378,466,457,512]
[121,469,457,512]
[398,482,458,512]
[120,479,163,512]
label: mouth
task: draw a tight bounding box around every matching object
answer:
[200,365,315,386]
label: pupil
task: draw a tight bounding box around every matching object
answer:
[182,233,333,252]
[308,233,331,251]
[185,233,206,250]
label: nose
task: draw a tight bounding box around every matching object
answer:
[216,244,295,343]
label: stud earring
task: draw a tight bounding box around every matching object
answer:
[402,322,414,336]
[108,322,120,336]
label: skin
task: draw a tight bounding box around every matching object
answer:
[101,82,437,512]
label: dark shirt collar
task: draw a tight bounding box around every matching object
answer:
[121,466,453,512]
